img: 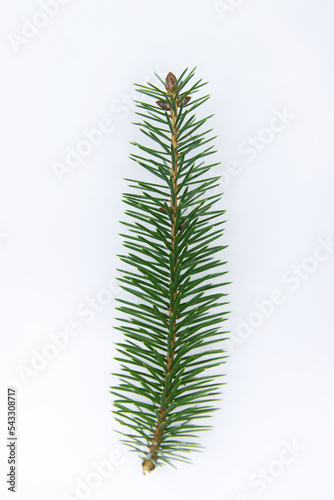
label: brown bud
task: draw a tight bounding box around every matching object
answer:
[156,100,170,111]
[159,207,167,212]
[178,95,191,106]
[165,72,177,92]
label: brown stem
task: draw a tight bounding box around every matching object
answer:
[142,72,179,474]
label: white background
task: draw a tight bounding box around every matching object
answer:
[1,1,334,499]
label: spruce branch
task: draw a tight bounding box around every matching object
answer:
[111,68,229,473]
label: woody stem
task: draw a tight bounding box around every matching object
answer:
[142,90,179,472]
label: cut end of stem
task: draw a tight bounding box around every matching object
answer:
[142,459,156,474]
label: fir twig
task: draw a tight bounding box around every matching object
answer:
[111,68,229,473]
